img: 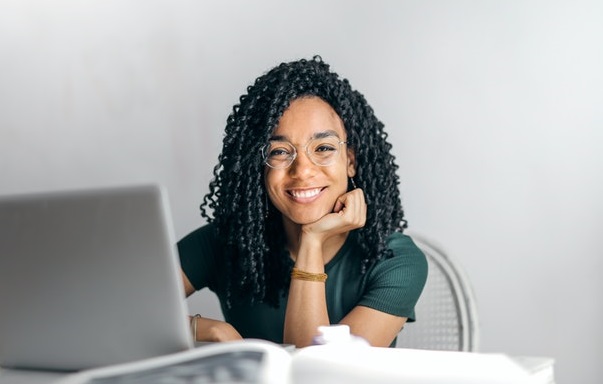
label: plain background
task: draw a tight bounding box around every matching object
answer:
[1,1,601,382]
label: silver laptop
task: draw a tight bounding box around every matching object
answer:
[0,184,194,371]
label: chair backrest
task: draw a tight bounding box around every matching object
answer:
[395,231,479,352]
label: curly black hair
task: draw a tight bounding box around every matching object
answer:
[200,56,406,307]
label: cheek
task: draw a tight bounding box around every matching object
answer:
[264,170,280,201]
[335,165,351,185]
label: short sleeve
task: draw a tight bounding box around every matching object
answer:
[357,233,428,322]
[177,223,221,292]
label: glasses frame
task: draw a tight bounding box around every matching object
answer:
[261,138,348,169]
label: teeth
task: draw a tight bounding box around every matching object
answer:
[290,188,321,198]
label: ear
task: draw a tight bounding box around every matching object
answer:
[346,148,357,178]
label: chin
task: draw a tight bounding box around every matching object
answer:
[291,212,330,225]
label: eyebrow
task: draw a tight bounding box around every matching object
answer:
[269,130,341,142]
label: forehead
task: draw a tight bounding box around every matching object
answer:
[272,97,346,140]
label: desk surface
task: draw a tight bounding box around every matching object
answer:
[0,347,555,384]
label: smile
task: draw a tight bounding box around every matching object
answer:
[287,188,323,200]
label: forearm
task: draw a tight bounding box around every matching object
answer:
[283,238,330,347]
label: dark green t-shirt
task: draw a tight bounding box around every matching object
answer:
[178,223,427,345]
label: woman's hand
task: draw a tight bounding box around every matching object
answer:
[184,273,242,342]
[190,316,243,342]
[301,188,367,241]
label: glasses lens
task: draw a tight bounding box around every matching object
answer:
[264,141,295,169]
[307,137,342,166]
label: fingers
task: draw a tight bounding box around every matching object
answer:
[301,189,367,239]
[315,188,365,237]
[334,188,367,229]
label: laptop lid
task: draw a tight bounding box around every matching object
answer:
[0,184,194,371]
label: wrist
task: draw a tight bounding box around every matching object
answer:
[190,314,202,341]
[291,267,328,282]
[299,228,325,248]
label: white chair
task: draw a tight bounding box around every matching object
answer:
[395,231,479,352]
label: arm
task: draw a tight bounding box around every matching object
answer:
[285,269,407,347]
[283,235,330,347]
[342,234,428,347]
[182,270,243,342]
[340,306,407,347]
[179,226,243,342]
[283,188,367,347]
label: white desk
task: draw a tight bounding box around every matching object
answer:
[292,346,554,384]
[0,346,555,384]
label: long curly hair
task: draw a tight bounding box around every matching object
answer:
[200,56,406,307]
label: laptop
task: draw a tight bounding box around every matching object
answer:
[0,184,194,371]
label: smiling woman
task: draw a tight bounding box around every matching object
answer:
[178,56,428,348]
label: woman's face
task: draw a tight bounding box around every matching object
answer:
[264,97,356,226]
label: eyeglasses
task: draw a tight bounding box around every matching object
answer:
[262,136,348,169]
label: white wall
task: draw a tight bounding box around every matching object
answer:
[1,1,601,382]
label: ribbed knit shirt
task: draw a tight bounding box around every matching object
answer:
[178,223,428,346]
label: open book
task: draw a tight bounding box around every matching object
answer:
[57,340,290,384]
[57,339,554,384]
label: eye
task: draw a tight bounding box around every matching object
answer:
[269,148,291,157]
[266,142,294,158]
[314,143,337,153]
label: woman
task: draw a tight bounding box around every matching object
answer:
[179,56,427,348]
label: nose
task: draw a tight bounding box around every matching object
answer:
[288,149,317,179]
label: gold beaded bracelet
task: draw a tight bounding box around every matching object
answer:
[291,267,328,282]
